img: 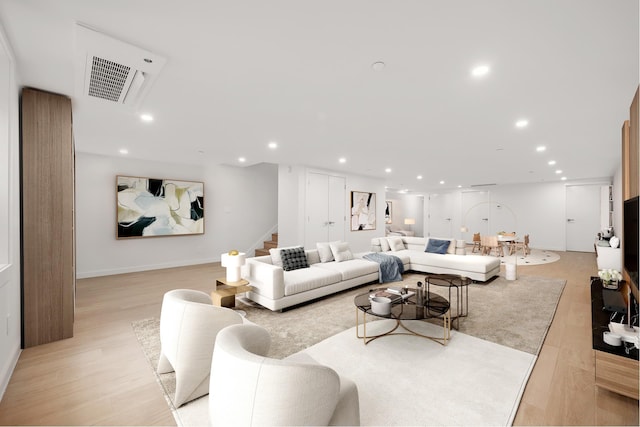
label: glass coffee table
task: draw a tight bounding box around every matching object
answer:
[354,287,451,345]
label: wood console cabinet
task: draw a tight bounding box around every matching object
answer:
[20,88,75,348]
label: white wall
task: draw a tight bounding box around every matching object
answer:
[277,165,385,253]
[75,153,278,278]
[0,25,21,401]
[425,179,613,251]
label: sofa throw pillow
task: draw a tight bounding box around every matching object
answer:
[387,237,405,252]
[425,238,450,254]
[280,247,309,271]
[316,241,340,263]
[270,246,303,267]
[380,238,391,252]
[329,241,354,262]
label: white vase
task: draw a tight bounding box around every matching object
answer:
[610,236,620,248]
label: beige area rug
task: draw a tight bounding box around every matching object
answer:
[132,273,565,425]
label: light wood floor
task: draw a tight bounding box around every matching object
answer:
[0,251,638,425]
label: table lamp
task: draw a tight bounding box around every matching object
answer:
[221,250,246,282]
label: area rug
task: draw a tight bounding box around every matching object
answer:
[498,248,560,266]
[176,321,535,426]
[132,273,565,426]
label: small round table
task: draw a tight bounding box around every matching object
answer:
[424,274,471,330]
[354,288,451,345]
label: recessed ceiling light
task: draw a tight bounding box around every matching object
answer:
[417,175,423,180]
[339,157,346,164]
[515,119,529,128]
[372,61,385,71]
[119,148,128,155]
[385,168,392,173]
[555,169,562,174]
[268,141,278,149]
[561,177,567,181]
[238,157,246,163]
[439,180,445,185]
[457,185,462,188]
[140,113,153,122]
[471,65,490,77]
[548,160,556,165]
[536,146,546,152]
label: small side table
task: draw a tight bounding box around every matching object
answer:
[211,278,251,308]
[455,240,466,255]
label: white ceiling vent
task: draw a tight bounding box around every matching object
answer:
[75,23,166,108]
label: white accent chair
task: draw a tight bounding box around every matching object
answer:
[157,289,243,407]
[210,324,360,426]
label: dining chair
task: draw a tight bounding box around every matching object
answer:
[510,234,530,257]
[472,233,481,253]
[482,235,503,257]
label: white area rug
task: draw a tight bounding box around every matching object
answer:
[174,320,535,426]
[498,248,560,266]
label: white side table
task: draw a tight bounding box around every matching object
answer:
[455,240,466,255]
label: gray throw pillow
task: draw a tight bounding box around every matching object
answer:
[280,247,309,271]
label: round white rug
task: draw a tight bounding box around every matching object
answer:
[499,248,560,266]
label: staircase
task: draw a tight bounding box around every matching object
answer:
[255,233,278,257]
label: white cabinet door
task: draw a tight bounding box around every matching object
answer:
[305,172,345,248]
[461,191,490,239]
[566,184,600,252]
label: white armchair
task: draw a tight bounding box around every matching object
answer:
[210,324,360,426]
[157,289,243,407]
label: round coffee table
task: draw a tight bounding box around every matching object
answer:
[424,273,471,330]
[354,288,451,345]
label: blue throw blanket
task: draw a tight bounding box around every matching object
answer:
[363,252,404,283]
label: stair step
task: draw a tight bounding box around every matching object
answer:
[271,233,278,242]
[264,240,278,249]
[255,248,270,257]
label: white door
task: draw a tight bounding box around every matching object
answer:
[566,185,600,252]
[461,191,490,240]
[428,193,455,237]
[305,172,345,248]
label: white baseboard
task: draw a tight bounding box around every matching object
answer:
[76,257,218,279]
[0,345,20,402]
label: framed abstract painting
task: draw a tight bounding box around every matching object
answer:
[385,201,392,224]
[116,175,205,239]
[351,191,376,231]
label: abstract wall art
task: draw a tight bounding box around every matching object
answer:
[385,201,392,224]
[116,175,204,239]
[351,191,376,231]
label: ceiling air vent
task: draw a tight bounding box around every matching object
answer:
[75,23,166,108]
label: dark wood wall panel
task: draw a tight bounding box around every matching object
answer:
[21,88,74,348]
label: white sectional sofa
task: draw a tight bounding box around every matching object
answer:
[371,236,501,282]
[242,236,501,311]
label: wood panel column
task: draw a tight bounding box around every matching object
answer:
[20,87,74,348]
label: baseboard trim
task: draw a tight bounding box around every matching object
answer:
[76,257,218,279]
[0,345,20,402]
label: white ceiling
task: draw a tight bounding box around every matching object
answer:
[1,0,638,193]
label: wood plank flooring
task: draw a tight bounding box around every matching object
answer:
[0,252,638,425]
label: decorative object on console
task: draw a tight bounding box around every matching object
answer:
[116,175,204,239]
[609,235,620,248]
[404,217,415,232]
[351,191,376,231]
[598,268,622,289]
[221,250,246,282]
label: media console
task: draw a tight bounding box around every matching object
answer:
[590,277,639,400]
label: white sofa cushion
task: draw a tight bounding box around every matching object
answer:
[387,237,405,251]
[313,259,379,281]
[317,241,340,263]
[379,238,391,251]
[284,267,342,296]
[411,252,500,273]
[330,241,354,262]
